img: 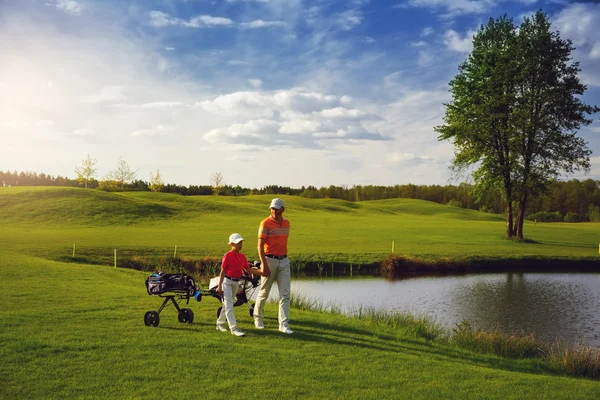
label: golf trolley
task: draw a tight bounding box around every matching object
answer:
[144,272,201,327]
[207,266,261,319]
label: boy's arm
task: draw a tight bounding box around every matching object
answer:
[217,269,225,294]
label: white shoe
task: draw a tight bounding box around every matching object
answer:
[216,325,227,332]
[254,320,264,329]
[278,326,294,334]
[231,328,246,337]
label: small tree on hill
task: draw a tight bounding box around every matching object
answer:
[210,172,225,195]
[106,157,137,190]
[74,154,97,189]
[149,169,164,192]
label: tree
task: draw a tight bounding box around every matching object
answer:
[74,154,97,189]
[209,172,225,195]
[436,15,519,238]
[510,12,599,238]
[436,11,599,239]
[106,157,137,190]
[149,169,164,192]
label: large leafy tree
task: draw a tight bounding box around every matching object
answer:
[436,11,599,239]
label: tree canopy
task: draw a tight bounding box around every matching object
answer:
[436,11,599,239]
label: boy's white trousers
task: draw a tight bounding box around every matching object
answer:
[217,278,240,330]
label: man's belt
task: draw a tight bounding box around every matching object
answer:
[266,254,287,260]
[225,275,240,281]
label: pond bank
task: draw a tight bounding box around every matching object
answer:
[380,254,600,280]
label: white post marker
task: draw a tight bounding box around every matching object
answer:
[73,243,75,258]
[174,245,177,258]
[114,249,117,268]
[392,240,395,253]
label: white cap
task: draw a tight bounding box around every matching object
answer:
[270,198,284,209]
[228,233,244,244]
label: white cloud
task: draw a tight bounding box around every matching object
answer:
[552,3,600,86]
[591,42,600,59]
[421,27,435,37]
[149,11,178,27]
[405,0,497,17]
[183,15,234,28]
[248,79,263,88]
[81,85,127,104]
[444,29,475,53]
[337,9,364,31]
[240,20,286,29]
[131,125,173,137]
[200,90,389,149]
[52,0,83,15]
[149,11,233,28]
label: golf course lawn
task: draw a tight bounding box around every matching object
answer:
[1,187,600,398]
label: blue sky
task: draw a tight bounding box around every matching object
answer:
[1,0,599,188]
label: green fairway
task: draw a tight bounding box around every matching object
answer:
[2,187,600,398]
[0,187,598,268]
[2,253,600,399]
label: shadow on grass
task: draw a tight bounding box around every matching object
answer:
[287,319,560,379]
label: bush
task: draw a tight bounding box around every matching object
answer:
[526,211,562,222]
[547,341,600,380]
[563,212,583,223]
[120,256,151,271]
[587,205,600,222]
[446,199,463,208]
[451,321,543,359]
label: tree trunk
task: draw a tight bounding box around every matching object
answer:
[503,174,515,238]
[506,202,514,238]
[516,189,529,239]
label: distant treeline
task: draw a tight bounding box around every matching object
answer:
[2,170,599,222]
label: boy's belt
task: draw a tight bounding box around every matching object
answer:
[225,275,239,281]
[266,254,287,260]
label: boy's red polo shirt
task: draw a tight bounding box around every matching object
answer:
[221,250,247,279]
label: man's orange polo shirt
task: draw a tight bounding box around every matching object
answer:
[258,216,290,256]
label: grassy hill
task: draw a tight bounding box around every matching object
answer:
[0,187,598,267]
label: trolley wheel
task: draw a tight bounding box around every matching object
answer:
[178,308,194,324]
[217,306,223,319]
[144,311,160,327]
[249,304,255,318]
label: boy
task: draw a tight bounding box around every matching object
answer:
[216,233,263,336]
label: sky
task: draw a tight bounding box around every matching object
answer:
[1,0,599,189]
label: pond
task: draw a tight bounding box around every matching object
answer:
[269,272,600,348]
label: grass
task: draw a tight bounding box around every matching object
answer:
[2,253,600,399]
[1,187,599,269]
[2,187,600,397]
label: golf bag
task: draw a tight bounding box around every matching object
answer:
[146,272,197,297]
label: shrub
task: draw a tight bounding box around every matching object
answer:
[446,199,463,208]
[121,255,151,271]
[587,205,600,222]
[451,321,543,359]
[547,341,600,380]
[563,212,583,223]
[526,211,562,222]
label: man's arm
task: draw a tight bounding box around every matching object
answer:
[257,237,270,277]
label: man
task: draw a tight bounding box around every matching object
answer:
[254,197,293,334]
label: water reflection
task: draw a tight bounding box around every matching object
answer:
[280,273,600,348]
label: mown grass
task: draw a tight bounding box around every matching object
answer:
[1,187,599,268]
[2,253,600,399]
[2,187,600,397]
